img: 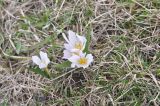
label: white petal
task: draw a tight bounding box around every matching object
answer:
[68,30,78,45]
[71,63,76,68]
[77,35,87,50]
[82,64,89,68]
[62,33,69,43]
[70,49,80,53]
[32,56,41,66]
[63,50,72,59]
[79,52,86,57]
[68,55,80,63]
[40,51,50,65]
[68,30,76,40]
[86,54,93,64]
[64,43,72,50]
[77,35,87,44]
[39,63,47,69]
[76,64,88,69]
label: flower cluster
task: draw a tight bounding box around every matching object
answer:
[63,30,93,68]
[32,30,93,69]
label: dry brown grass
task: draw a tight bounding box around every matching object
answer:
[0,0,160,105]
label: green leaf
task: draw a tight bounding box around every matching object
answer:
[83,25,91,53]
[55,61,71,69]
[30,67,50,79]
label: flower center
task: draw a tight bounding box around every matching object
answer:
[78,57,87,65]
[75,42,83,50]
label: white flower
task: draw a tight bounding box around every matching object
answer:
[62,30,87,59]
[68,52,93,68]
[32,51,50,69]
[63,49,80,59]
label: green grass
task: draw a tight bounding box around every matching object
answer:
[0,0,160,105]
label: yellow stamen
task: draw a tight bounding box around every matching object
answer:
[75,42,83,50]
[78,58,87,65]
